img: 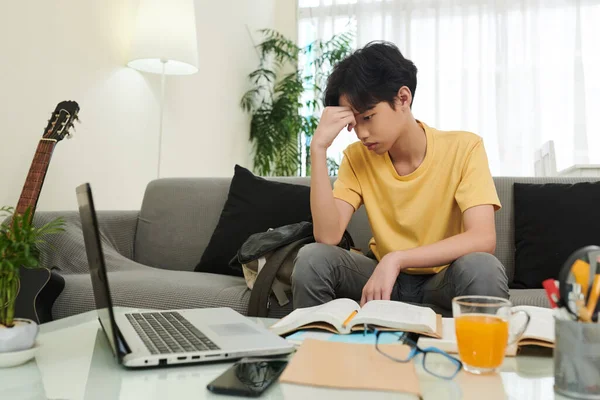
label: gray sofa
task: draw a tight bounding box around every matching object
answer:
[32,176,599,321]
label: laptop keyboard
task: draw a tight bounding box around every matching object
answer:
[126,311,220,355]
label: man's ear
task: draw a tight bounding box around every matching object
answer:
[396,86,413,109]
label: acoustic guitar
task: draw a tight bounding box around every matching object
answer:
[12,101,80,324]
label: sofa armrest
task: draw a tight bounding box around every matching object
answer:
[31,211,146,275]
[93,211,139,259]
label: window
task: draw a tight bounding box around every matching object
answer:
[299,0,600,176]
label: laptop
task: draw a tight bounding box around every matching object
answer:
[76,183,294,368]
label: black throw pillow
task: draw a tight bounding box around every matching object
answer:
[513,182,600,289]
[195,165,312,276]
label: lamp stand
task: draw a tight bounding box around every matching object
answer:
[157,59,167,178]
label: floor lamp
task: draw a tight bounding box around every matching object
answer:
[127,0,199,178]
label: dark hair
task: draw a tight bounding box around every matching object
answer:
[324,41,418,112]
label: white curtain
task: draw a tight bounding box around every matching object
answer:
[298,0,600,176]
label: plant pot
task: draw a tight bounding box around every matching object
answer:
[0,318,39,353]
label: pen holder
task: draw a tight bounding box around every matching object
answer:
[554,318,600,399]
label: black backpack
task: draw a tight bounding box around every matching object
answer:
[232,221,355,317]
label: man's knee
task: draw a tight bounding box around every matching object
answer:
[451,252,508,297]
[292,243,342,287]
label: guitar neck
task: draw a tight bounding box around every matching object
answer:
[15,139,57,220]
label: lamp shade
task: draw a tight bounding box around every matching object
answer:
[128,0,199,75]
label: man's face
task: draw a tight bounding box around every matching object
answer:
[339,95,408,155]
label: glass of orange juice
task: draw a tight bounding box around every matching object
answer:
[452,296,530,375]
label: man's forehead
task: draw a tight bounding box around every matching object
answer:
[338,94,378,115]
[338,95,356,111]
[339,95,372,114]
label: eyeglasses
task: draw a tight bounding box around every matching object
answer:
[364,325,463,380]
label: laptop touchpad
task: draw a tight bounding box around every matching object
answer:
[209,323,260,336]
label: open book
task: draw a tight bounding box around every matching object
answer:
[510,305,555,348]
[270,298,442,338]
[418,305,555,355]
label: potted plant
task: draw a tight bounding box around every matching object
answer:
[0,206,64,355]
[241,29,354,176]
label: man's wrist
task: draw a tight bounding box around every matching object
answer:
[385,251,406,272]
[310,142,328,155]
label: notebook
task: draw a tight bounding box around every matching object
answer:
[270,298,442,338]
[279,339,421,395]
[284,330,401,346]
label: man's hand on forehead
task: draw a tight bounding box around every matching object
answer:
[312,106,357,149]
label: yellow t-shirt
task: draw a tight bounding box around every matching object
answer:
[333,121,501,274]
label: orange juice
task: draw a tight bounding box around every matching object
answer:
[455,314,509,369]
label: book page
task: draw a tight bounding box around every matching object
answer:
[350,300,437,334]
[312,298,360,325]
[270,298,359,335]
[512,305,555,343]
[270,304,326,335]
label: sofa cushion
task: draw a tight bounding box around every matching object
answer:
[52,269,252,320]
[51,268,295,320]
[195,165,312,276]
[509,289,551,308]
[491,177,600,284]
[134,177,235,272]
[513,182,600,289]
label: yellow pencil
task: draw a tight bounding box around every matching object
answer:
[585,275,600,319]
[572,259,591,295]
[343,310,358,328]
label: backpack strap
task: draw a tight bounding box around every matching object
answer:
[339,230,355,250]
[247,236,314,317]
[271,279,289,308]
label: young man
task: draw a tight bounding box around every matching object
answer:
[292,41,508,312]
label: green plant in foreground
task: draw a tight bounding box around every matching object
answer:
[0,206,64,327]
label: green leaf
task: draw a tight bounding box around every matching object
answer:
[0,205,64,278]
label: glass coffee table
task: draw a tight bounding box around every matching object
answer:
[2,307,562,399]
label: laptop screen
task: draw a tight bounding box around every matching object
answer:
[76,183,124,361]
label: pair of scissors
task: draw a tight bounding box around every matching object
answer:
[558,245,600,322]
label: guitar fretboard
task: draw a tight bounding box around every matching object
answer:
[15,139,57,219]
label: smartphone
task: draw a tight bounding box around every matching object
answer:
[206,357,289,397]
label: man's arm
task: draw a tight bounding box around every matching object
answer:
[310,147,356,244]
[310,150,354,242]
[389,204,497,270]
[310,107,357,244]
[359,204,496,305]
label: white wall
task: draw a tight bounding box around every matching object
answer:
[276,0,299,43]
[0,0,297,211]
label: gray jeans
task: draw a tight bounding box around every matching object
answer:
[291,243,509,312]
